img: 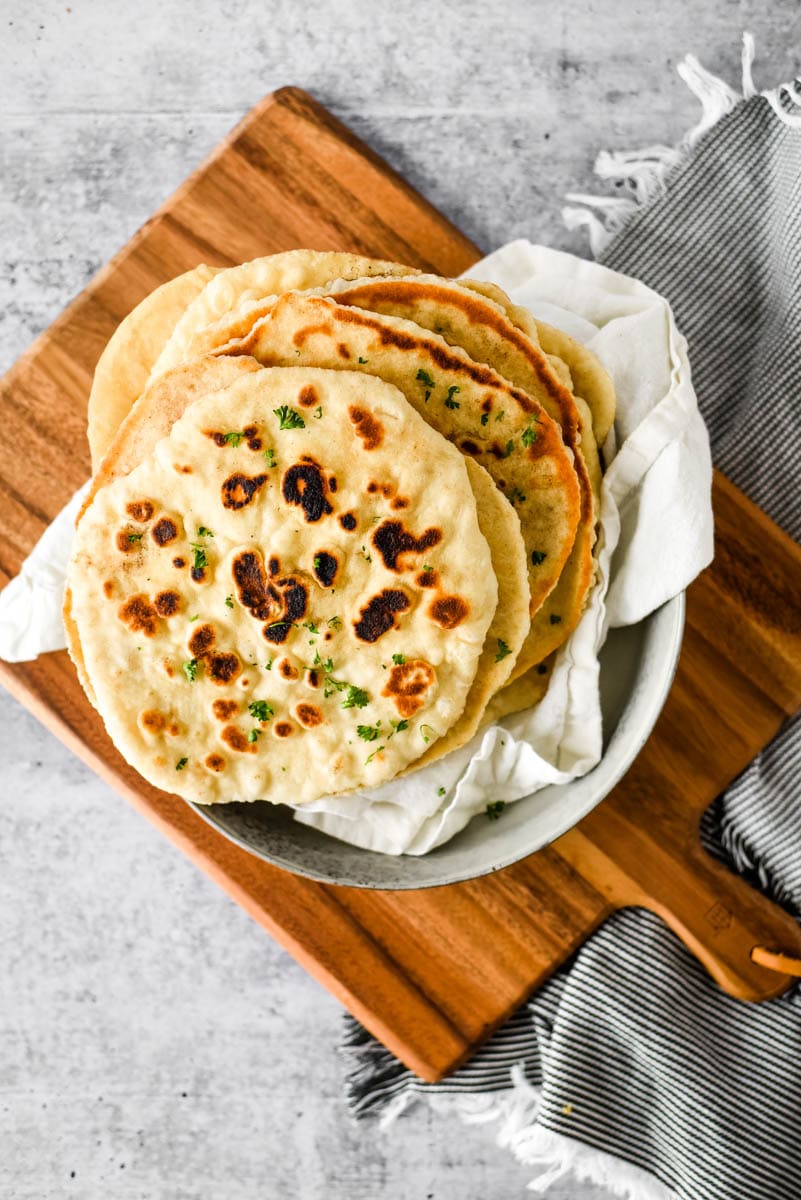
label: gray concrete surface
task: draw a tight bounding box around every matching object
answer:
[1,2,797,1196]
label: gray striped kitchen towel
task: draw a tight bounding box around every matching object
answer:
[342,43,801,1200]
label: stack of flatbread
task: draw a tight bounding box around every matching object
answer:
[66,251,615,809]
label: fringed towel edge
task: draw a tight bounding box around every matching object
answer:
[562,33,801,257]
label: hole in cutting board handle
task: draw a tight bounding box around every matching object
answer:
[751,946,801,977]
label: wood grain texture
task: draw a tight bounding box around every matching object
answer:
[2,87,801,1082]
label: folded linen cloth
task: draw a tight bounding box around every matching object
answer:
[0,484,89,663]
[343,39,801,1200]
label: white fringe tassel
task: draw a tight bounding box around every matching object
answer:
[563,33,801,257]
[378,1064,678,1198]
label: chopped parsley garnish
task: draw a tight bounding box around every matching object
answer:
[313,556,322,571]
[420,723,436,744]
[322,671,347,698]
[126,531,143,543]
[182,658,199,682]
[502,439,515,458]
[264,659,273,671]
[495,639,512,662]
[521,423,539,448]
[225,595,234,609]
[416,368,435,401]
[531,550,547,566]
[302,620,319,635]
[444,385,461,410]
[196,526,214,538]
[222,431,245,447]
[480,412,490,426]
[486,800,506,820]
[273,405,306,430]
[437,786,446,797]
[358,356,368,364]
[422,564,433,573]
[247,729,262,743]
[320,659,367,707]
[392,653,406,665]
[550,614,562,625]
[358,717,408,744]
[508,487,526,505]
[248,700,275,722]
[327,615,342,630]
[263,447,277,468]
[495,410,505,422]
[189,614,199,623]
[313,405,323,420]
[190,544,207,571]
[365,745,385,765]
[176,757,188,771]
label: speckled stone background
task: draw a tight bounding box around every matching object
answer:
[1,4,798,1197]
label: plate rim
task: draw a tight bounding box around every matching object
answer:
[189,591,687,889]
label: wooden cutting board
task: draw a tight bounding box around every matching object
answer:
[3,87,801,1083]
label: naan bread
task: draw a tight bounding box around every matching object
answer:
[401,457,529,770]
[481,656,554,727]
[79,356,264,523]
[456,278,614,680]
[534,321,616,448]
[87,265,220,468]
[67,367,498,805]
[73,358,531,767]
[151,250,420,381]
[479,322,613,718]
[214,293,580,662]
[461,279,615,445]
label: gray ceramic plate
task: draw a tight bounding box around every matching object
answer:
[189,593,685,889]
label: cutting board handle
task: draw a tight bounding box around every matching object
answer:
[644,837,801,1001]
[558,814,801,1001]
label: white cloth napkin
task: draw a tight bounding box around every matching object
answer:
[0,482,89,662]
[0,241,713,855]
